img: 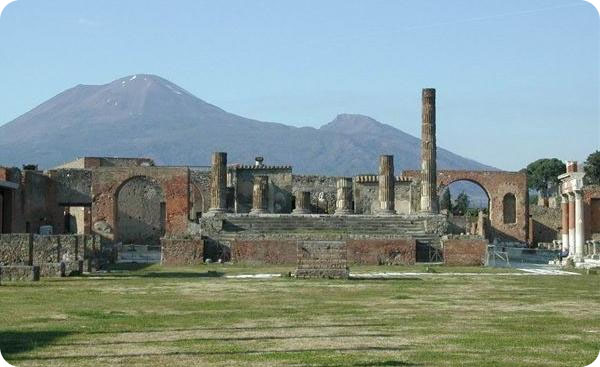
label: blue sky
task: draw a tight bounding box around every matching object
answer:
[0,0,598,171]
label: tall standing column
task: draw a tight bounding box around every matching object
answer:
[250,176,268,215]
[561,194,569,252]
[335,177,353,215]
[568,192,576,257]
[575,190,585,259]
[293,191,311,214]
[420,88,438,213]
[208,152,227,214]
[378,155,396,215]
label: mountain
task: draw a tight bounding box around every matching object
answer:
[0,74,495,176]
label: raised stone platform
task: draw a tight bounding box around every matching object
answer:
[295,241,349,279]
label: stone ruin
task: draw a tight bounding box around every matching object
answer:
[4,88,596,278]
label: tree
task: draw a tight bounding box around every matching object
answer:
[525,158,566,197]
[584,151,600,185]
[453,192,469,216]
[440,189,452,211]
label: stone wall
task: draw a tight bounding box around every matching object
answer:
[353,176,415,215]
[0,234,95,266]
[190,170,211,221]
[529,205,561,245]
[0,265,40,282]
[0,234,32,265]
[292,175,337,214]
[346,239,416,265]
[161,237,204,266]
[232,239,297,264]
[47,168,92,205]
[442,236,488,266]
[232,166,293,214]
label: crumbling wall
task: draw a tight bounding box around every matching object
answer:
[232,166,292,214]
[292,175,337,214]
[353,176,415,214]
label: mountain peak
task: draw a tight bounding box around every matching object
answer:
[320,113,390,135]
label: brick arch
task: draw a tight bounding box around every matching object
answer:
[437,178,491,210]
[91,167,190,243]
[403,170,528,242]
[437,171,528,242]
[115,175,166,246]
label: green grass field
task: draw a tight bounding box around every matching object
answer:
[1,264,599,367]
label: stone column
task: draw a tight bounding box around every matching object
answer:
[293,191,311,215]
[335,177,353,215]
[568,192,576,256]
[575,190,585,259]
[378,155,395,215]
[250,176,268,215]
[561,194,569,252]
[420,88,438,213]
[208,152,227,214]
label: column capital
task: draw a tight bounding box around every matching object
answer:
[574,190,583,200]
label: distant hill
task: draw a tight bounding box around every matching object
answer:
[0,74,495,178]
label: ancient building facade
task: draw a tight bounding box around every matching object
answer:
[558,161,600,261]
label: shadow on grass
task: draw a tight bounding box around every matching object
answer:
[104,263,155,272]
[53,332,397,346]
[306,361,420,367]
[141,271,224,278]
[0,330,70,358]
[348,277,423,282]
[9,346,411,361]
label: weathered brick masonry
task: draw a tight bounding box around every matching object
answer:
[442,237,488,266]
[161,237,204,266]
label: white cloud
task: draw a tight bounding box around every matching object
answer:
[0,0,17,18]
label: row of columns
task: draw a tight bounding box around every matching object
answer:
[560,190,585,259]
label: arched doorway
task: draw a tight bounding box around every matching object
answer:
[116,176,166,246]
[438,179,490,235]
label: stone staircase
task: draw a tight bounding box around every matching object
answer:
[211,215,442,247]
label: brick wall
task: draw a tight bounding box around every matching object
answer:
[442,237,488,266]
[346,239,416,265]
[161,237,204,266]
[232,239,297,264]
